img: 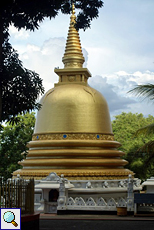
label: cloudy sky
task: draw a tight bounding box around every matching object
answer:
[9,0,154,120]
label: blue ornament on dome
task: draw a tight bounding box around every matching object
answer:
[96,135,100,139]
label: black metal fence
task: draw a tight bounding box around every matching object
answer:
[0,178,34,214]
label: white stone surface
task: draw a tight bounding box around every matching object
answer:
[142,177,154,193]
[34,173,142,213]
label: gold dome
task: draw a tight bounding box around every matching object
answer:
[13,4,134,180]
[34,84,112,134]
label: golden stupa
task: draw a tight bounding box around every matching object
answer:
[13,5,134,180]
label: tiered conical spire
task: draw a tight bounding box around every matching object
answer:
[62,4,85,68]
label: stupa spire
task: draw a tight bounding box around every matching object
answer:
[62,3,85,68]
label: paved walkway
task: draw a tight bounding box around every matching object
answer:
[40,213,154,220]
[39,214,154,230]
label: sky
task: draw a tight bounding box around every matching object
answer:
[9,0,154,120]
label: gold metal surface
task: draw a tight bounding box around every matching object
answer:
[32,133,114,141]
[62,3,85,68]
[54,68,91,85]
[13,168,134,180]
[34,84,112,134]
[19,158,127,167]
[13,4,134,180]
[27,149,125,157]
[27,140,121,148]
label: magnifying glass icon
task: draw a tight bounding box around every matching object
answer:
[3,211,18,227]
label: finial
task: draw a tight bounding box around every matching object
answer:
[72,3,75,15]
[70,2,76,22]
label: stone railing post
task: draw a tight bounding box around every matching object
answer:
[127,174,134,211]
[57,174,66,210]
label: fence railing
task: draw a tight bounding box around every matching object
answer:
[0,178,34,214]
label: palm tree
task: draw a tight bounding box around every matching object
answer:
[129,84,154,135]
[129,84,154,101]
[129,84,154,178]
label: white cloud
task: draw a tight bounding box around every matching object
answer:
[106,70,154,93]
[27,44,40,52]
[19,38,66,91]
[88,71,154,119]
[9,25,30,40]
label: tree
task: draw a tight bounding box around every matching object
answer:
[0,0,103,123]
[129,84,154,136]
[128,84,154,178]
[1,36,44,123]
[0,112,35,180]
[112,112,154,153]
[112,112,154,180]
[1,1,103,31]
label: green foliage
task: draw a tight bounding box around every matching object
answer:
[1,0,104,31]
[135,123,154,136]
[74,1,103,30]
[0,112,35,180]
[128,84,154,102]
[112,112,154,153]
[1,37,44,123]
[128,84,154,179]
[112,112,154,180]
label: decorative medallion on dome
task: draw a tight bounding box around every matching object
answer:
[68,76,75,82]
[97,135,100,139]
[63,134,67,139]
